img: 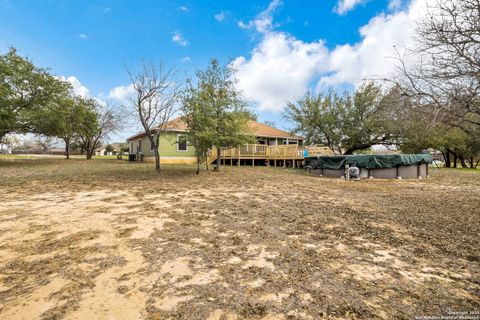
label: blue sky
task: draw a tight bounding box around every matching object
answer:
[0,0,420,141]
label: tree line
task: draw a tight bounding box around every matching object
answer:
[2,0,478,170]
[0,48,120,159]
[285,0,479,168]
[0,48,252,172]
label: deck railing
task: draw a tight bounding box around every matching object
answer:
[268,145,304,159]
[216,144,332,160]
[206,144,334,164]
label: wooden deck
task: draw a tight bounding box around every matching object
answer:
[207,144,332,167]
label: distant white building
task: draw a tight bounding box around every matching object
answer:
[94,143,125,156]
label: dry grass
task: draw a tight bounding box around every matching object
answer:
[0,157,479,320]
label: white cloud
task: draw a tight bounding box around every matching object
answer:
[388,0,402,11]
[320,0,427,87]
[57,76,107,106]
[180,6,188,12]
[238,0,281,33]
[100,6,111,13]
[172,32,188,46]
[334,0,366,15]
[234,0,428,111]
[60,76,90,97]
[238,21,249,29]
[108,84,135,101]
[214,11,226,22]
[181,56,191,62]
[233,32,329,111]
[78,33,88,40]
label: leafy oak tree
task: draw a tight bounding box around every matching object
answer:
[185,59,253,172]
[30,96,86,159]
[181,79,215,174]
[75,99,120,160]
[285,83,395,154]
[0,48,70,140]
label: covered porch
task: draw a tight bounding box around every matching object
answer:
[208,144,332,168]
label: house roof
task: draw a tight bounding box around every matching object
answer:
[126,117,304,141]
[163,117,189,131]
[246,120,303,139]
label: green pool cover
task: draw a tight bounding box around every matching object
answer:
[306,154,433,170]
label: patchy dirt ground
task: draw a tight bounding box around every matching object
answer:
[0,158,479,319]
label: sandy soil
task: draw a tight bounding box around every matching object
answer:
[0,159,479,319]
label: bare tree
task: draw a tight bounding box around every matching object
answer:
[390,0,480,132]
[35,135,56,153]
[2,134,22,152]
[126,62,180,172]
[76,99,121,160]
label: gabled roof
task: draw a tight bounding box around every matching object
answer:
[126,117,304,141]
[126,118,190,141]
[246,120,303,140]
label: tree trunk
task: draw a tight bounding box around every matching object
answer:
[459,155,468,168]
[64,137,70,160]
[196,156,200,175]
[444,150,451,168]
[441,151,448,167]
[470,156,475,168]
[205,151,209,171]
[453,152,458,168]
[215,146,221,172]
[154,147,160,173]
[153,134,160,173]
[86,149,94,160]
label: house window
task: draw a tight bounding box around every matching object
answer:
[130,142,133,153]
[138,139,142,152]
[177,135,187,151]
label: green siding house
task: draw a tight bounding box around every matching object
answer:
[126,117,304,164]
[127,118,197,164]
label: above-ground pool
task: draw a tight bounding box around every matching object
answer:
[305,154,433,179]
